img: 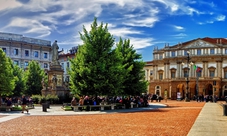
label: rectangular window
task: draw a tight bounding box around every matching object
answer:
[171,72,175,78]
[159,54,163,59]
[44,63,48,68]
[225,49,227,54]
[197,72,201,77]
[159,73,163,80]
[184,50,188,56]
[25,50,29,57]
[210,49,214,54]
[44,53,48,59]
[67,62,69,68]
[2,48,6,53]
[34,51,39,58]
[225,72,227,79]
[25,61,29,67]
[171,51,175,57]
[197,49,201,55]
[61,63,64,69]
[184,70,188,77]
[150,71,153,75]
[210,71,214,77]
[14,60,19,65]
[14,49,19,55]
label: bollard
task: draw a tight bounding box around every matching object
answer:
[223,104,227,116]
[42,103,47,112]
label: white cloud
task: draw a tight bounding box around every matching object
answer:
[172,33,187,38]
[128,37,155,49]
[216,15,226,21]
[2,17,51,37]
[0,0,22,11]
[173,25,184,31]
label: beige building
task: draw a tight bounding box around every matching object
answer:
[144,37,227,100]
[58,46,78,82]
[0,32,52,70]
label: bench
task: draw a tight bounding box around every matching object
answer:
[130,102,138,108]
[73,104,115,111]
[73,105,86,111]
[115,103,125,109]
[0,104,12,111]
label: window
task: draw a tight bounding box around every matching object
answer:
[67,62,69,68]
[159,54,163,59]
[171,51,175,57]
[210,49,214,54]
[44,53,48,59]
[225,71,227,79]
[171,71,175,78]
[197,72,201,77]
[184,70,188,77]
[184,50,188,56]
[44,63,48,68]
[25,61,29,67]
[14,60,19,65]
[34,51,39,58]
[197,49,201,55]
[14,49,19,55]
[225,49,227,54]
[2,48,6,53]
[159,73,163,80]
[150,71,153,75]
[210,71,214,77]
[25,50,29,57]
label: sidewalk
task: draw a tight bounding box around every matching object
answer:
[0,103,166,123]
[188,102,227,136]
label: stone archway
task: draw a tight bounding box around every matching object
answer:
[205,84,213,95]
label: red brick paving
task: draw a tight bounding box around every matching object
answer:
[0,100,205,136]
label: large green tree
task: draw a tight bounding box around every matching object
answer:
[11,64,26,96]
[24,60,45,95]
[69,18,125,96]
[0,49,16,103]
[115,38,148,95]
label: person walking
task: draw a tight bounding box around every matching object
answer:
[21,95,28,113]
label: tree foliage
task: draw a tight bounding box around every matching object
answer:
[69,17,125,96]
[115,38,148,95]
[24,60,45,95]
[11,62,26,96]
[0,49,16,97]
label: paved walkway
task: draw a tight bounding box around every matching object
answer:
[0,103,166,122]
[1,102,227,135]
[188,102,227,136]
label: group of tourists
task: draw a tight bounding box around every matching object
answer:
[71,95,150,111]
[1,95,32,113]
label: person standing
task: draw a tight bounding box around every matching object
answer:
[21,95,28,113]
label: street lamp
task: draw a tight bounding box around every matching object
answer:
[182,51,193,102]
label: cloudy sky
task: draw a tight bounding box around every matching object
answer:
[0,0,226,61]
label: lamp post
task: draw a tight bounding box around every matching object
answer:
[182,51,193,102]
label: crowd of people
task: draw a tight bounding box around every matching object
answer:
[1,95,33,113]
[71,95,151,111]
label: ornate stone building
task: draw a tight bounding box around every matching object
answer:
[58,46,78,81]
[0,32,52,70]
[144,37,227,100]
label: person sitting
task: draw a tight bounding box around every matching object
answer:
[71,97,77,106]
[6,98,12,111]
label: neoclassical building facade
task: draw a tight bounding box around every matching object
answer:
[144,37,227,100]
[0,32,52,70]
